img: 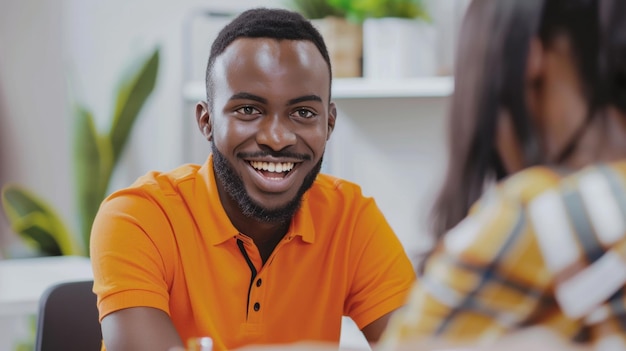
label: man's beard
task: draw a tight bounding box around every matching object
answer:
[211,143,322,223]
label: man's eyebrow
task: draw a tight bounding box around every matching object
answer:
[287,95,323,105]
[229,93,323,105]
[229,92,267,104]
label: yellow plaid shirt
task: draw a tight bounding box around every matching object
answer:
[381,160,626,350]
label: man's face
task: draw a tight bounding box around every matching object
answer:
[198,38,336,222]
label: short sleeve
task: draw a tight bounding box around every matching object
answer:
[90,188,175,321]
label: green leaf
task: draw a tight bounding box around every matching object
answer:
[72,105,112,254]
[285,0,346,19]
[4,48,160,259]
[1,184,82,256]
[71,48,159,257]
[326,0,429,22]
[109,47,160,163]
[12,212,62,255]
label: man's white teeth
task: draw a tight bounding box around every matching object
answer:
[250,161,295,173]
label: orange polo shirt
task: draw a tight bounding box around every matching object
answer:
[90,155,416,350]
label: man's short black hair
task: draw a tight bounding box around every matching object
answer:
[205,7,332,106]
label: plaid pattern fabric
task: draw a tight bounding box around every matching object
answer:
[380,160,626,350]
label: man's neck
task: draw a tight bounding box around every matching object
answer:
[238,220,291,264]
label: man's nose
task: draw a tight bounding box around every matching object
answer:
[255,114,297,151]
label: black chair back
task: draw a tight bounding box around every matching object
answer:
[35,280,102,351]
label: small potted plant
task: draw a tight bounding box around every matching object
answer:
[285,0,363,78]
[328,0,437,79]
[327,0,430,22]
[286,0,345,20]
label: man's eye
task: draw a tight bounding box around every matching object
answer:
[237,106,259,115]
[294,109,315,119]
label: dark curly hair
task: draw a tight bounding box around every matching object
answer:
[204,8,332,109]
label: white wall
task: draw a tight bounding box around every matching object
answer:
[327,97,450,261]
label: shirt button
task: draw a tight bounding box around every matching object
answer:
[256,279,262,287]
[254,302,260,311]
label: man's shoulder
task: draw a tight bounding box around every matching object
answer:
[114,163,204,198]
[312,173,368,198]
[303,174,379,216]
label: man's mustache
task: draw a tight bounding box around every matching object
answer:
[237,151,311,161]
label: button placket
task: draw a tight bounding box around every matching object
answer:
[242,231,292,322]
[248,268,269,322]
[236,235,263,321]
[251,274,264,313]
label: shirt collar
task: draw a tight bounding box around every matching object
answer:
[289,193,316,244]
[201,154,316,245]
[200,155,239,246]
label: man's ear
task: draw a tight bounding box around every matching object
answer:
[327,101,337,140]
[195,101,212,141]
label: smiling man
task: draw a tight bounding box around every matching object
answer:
[90,8,415,351]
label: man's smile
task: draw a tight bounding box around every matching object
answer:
[249,161,295,175]
[247,160,302,193]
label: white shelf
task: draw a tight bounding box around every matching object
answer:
[0,256,93,316]
[182,76,453,101]
[331,76,453,99]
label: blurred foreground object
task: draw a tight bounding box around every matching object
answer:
[391,327,591,351]
[232,327,591,350]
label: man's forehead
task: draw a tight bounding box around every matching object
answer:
[218,37,322,62]
[212,37,330,82]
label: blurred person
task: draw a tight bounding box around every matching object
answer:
[89,7,415,351]
[378,0,626,350]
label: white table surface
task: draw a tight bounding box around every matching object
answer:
[0,255,93,316]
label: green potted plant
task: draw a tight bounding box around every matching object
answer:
[286,0,345,19]
[327,0,437,79]
[285,0,363,78]
[1,47,160,258]
[327,0,430,23]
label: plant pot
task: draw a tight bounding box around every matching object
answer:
[312,16,362,78]
[362,18,437,79]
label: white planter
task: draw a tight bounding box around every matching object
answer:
[362,18,437,79]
